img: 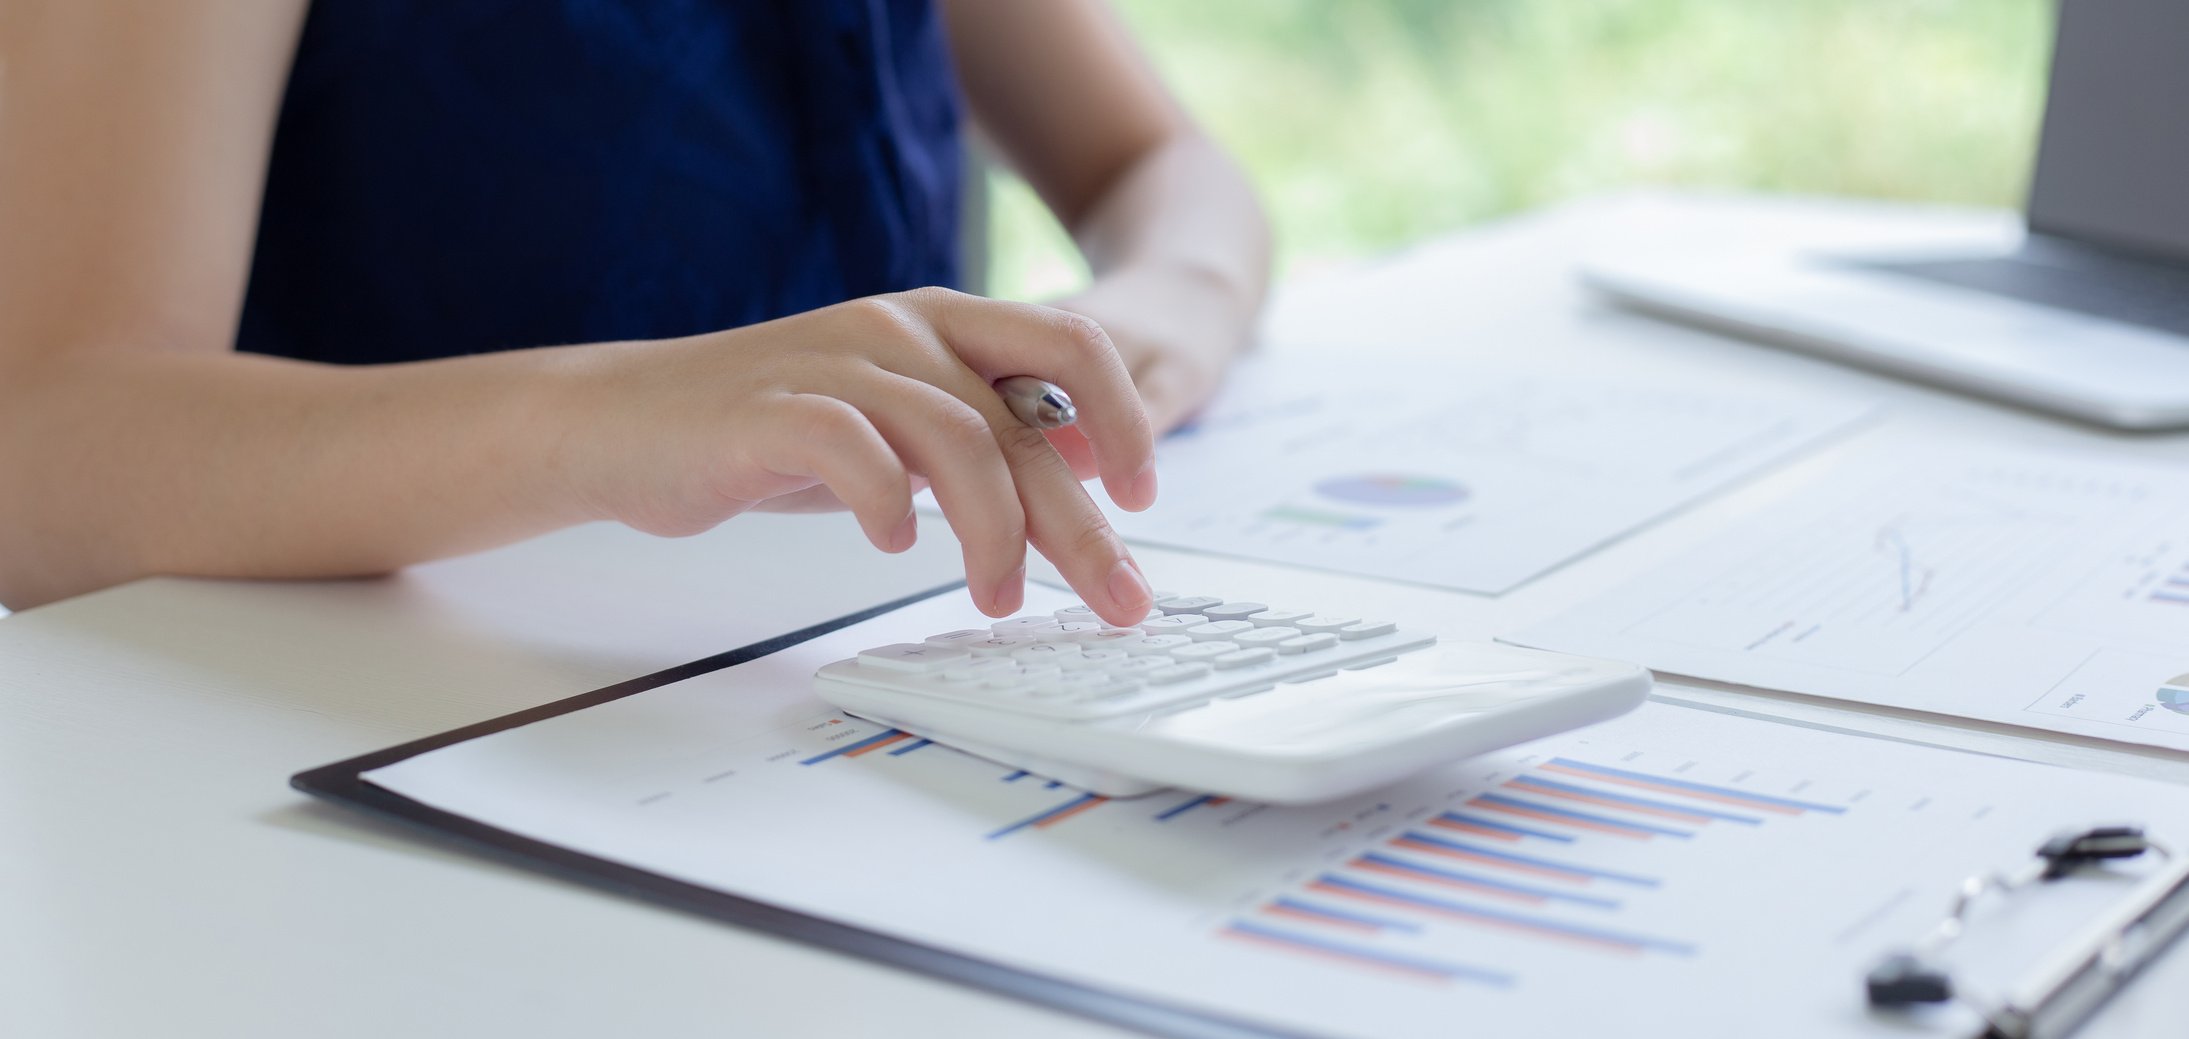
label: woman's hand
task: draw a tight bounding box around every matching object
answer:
[1051,263,1258,434]
[562,288,1160,626]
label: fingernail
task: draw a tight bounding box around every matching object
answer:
[888,512,917,552]
[1129,462,1159,510]
[1107,557,1153,612]
[992,566,1026,616]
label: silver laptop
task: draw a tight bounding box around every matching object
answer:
[1584,0,2189,429]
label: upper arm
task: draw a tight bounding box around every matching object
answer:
[939,0,1187,229]
[0,0,307,362]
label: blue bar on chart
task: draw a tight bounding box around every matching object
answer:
[1390,830,1663,888]
[1470,793,1695,839]
[1507,775,1764,825]
[987,792,1109,840]
[1538,758,1846,815]
[1350,852,1622,910]
[1306,875,1697,956]
[798,729,911,765]
[1427,810,1575,843]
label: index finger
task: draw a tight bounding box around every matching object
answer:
[914,290,1158,512]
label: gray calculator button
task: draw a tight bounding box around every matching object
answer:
[1155,595,1223,615]
[857,644,970,672]
[1200,602,1268,621]
[1213,647,1276,670]
[1338,620,1398,640]
[1081,627,1144,646]
[1147,662,1210,685]
[1069,648,1132,670]
[940,659,1016,683]
[1248,609,1315,627]
[1012,643,1082,665]
[1111,657,1174,679]
[1052,605,1102,623]
[1034,621,1106,642]
[1276,632,1339,655]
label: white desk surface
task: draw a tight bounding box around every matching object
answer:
[7,193,2188,1039]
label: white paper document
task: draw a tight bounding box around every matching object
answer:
[1101,355,1873,594]
[1507,445,2189,752]
[365,589,2189,1038]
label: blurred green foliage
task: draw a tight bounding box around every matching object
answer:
[985,0,2051,299]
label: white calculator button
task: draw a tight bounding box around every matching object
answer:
[925,628,995,648]
[1038,621,1107,642]
[1171,640,1239,662]
[1293,615,1359,634]
[1082,627,1144,646]
[1155,595,1223,615]
[992,616,1062,635]
[1231,626,1299,648]
[1185,620,1256,641]
[1212,647,1276,670]
[1111,657,1174,680]
[1012,643,1082,665]
[1338,620,1398,640]
[857,644,970,672]
[965,635,1039,656]
[1138,615,1206,635]
[940,659,1016,682]
[1200,602,1268,621]
[1070,648,1132,670]
[1147,662,1210,685]
[1276,632,1339,655]
[1052,605,1102,623]
[1122,634,1192,656]
[1043,672,1113,696]
[1248,609,1315,627]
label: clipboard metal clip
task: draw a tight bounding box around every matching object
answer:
[1866,825,2189,1039]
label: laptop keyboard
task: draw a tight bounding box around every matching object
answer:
[1855,241,2189,339]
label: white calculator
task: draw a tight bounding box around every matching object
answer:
[813,593,1650,804]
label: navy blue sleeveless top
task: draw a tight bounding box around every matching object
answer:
[237,0,963,364]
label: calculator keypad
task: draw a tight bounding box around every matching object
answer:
[817,595,1436,720]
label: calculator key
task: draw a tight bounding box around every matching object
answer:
[1231,626,1300,648]
[925,628,996,648]
[992,616,1063,635]
[1185,620,1256,641]
[1248,609,1315,627]
[1293,616,1359,634]
[1155,595,1223,615]
[1276,632,1339,655]
[1200,601,1269,621]
[1037,672,1114,698]
[1147,662,1211,685]
[1069,648,1132,670]
[1213,647,1276,670]
[857,644,970,672]
[1139,615,1206,635]
[1052,605,1103,623]
[1012,643,1082,665]
[1171,640,1239,662]
[1338,620,1398,640]
[965,634,1040,656]
[1111,657,1175,680]
[940,659,1017,683]
[1081,627,1145,646]
[1121,634,1193,656]
[1037,621,1108,642]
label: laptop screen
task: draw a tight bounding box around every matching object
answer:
[2025,0,2189,261]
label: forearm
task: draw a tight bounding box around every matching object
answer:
[0,346,595,608]
[1067,132,1272,343]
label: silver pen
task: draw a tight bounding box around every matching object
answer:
[995,376,1078,429]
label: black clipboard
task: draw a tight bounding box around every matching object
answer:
[291,581,1304,1039]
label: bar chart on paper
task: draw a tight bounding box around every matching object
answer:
[1104,357,1871,593]
[1509,448,2189,750]
[357,589,2189,1038]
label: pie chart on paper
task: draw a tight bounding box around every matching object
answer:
[1313,474,1470,508]
[2161,673,2189,716]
